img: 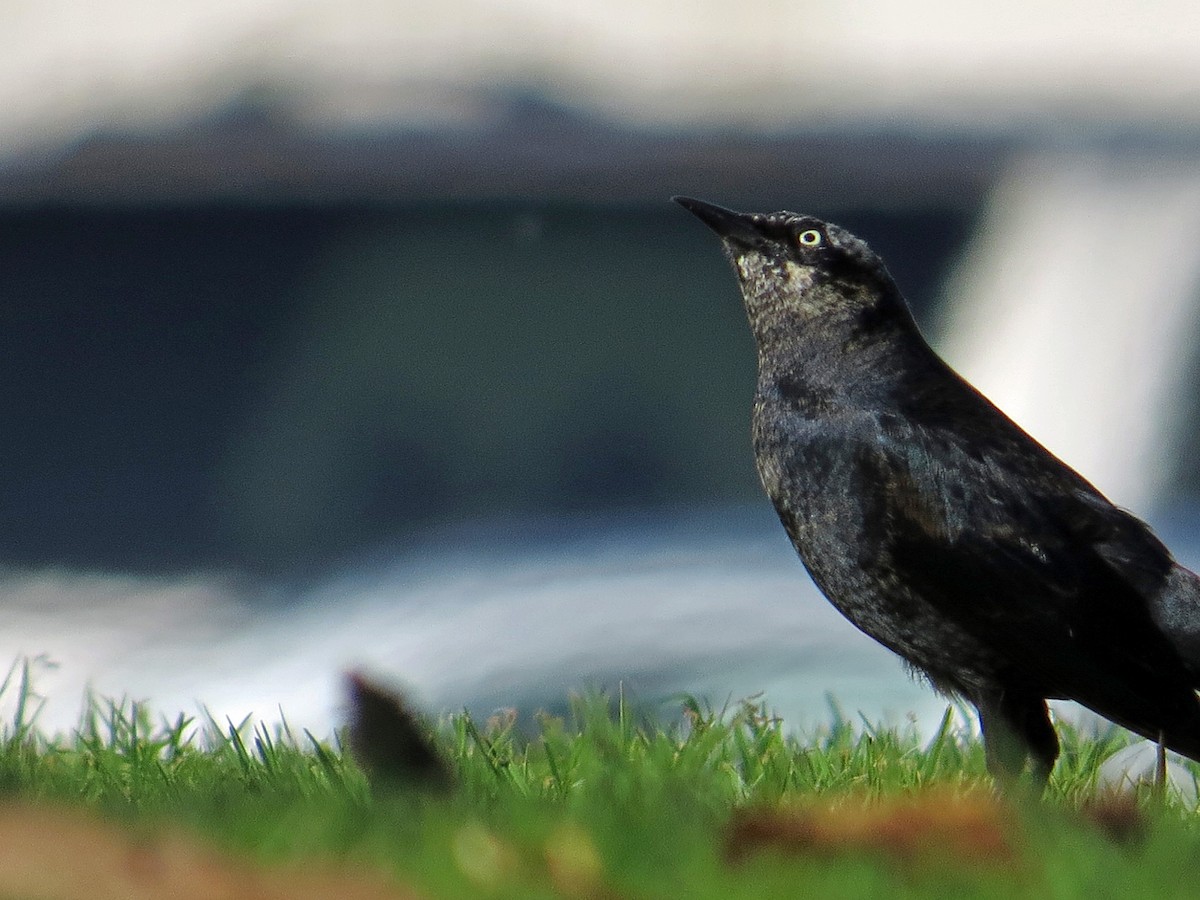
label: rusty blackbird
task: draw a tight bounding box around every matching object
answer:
[676,195,1200,789]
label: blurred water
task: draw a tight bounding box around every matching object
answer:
[7,501,1200,743]
[1,505,947,739]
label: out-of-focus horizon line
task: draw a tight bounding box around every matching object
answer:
[0,95,1011,208]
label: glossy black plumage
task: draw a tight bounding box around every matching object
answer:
[675,195,1200,787]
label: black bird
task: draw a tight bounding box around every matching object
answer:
[675,195,1200,788]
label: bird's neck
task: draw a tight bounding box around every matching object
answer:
[749,284,934,406]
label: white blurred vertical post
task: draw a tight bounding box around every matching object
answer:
[939,153,1200,510]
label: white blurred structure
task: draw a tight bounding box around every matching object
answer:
[941,154,1200,510]
[1098,741,1199,803]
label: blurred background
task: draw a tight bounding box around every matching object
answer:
[5,0,1200,737]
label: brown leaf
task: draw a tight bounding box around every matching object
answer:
[0,803,423,900]
[724,791,1017,867]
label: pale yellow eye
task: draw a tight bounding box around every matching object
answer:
[797,229,822,247]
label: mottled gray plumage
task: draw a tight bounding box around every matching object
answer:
[675,195,1200,788]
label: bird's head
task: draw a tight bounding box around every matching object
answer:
[673,196,906,355]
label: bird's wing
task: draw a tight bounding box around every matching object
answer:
[867,416,1200,750]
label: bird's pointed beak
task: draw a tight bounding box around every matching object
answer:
[672,196,763,247]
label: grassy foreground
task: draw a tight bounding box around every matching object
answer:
[1,664,1200,898]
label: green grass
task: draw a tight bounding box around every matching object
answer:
[2,660,1200,898]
